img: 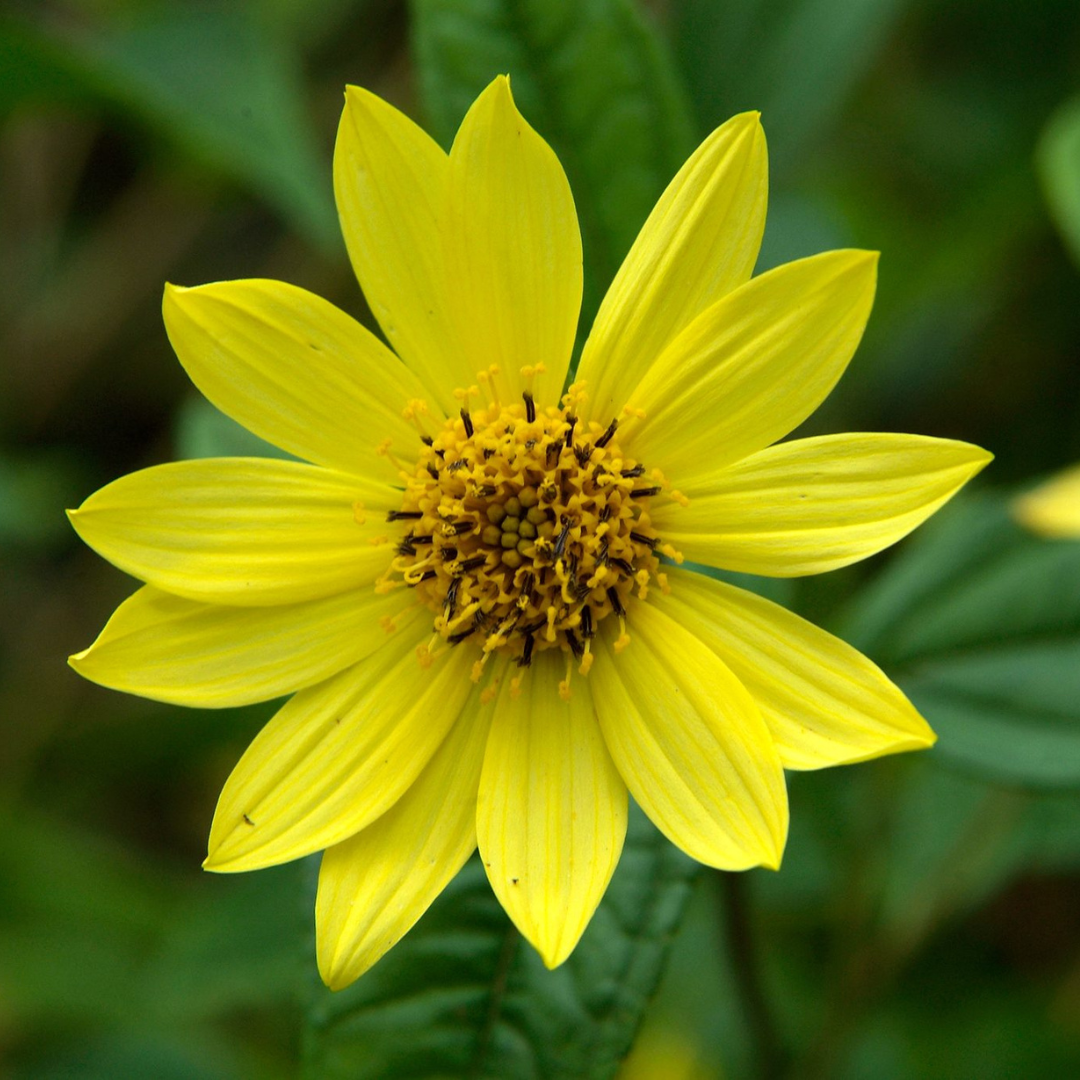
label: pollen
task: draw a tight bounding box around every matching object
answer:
[377,382,681,684]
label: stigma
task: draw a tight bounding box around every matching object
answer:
[378,378,682,693]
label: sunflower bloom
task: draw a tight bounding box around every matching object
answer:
[68,76,991,989]
[1015,464,1080,536]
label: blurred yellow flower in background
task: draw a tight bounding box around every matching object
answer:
[1015,464,1080,536]
[67,76,991,989]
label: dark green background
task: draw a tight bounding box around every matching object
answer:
[3,0,1080,1076]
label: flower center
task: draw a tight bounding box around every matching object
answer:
[378,376,683,699]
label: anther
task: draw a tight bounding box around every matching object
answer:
[630,531,658,548]
[426,463,440,480]
[396,537,417,557]
[606,586,626,617]
[448,626,477,645]
[595,418,618,449]
[387,510,424,522]
[553,515,572,559]
[631,486,662,498]
[418,570,437,583]
[580,605,594,638]
[517,634,535,668]
[518,617,547,636]
[411,534,434,545]
[460,408,474,439]
[523,391,536,423]
[447,520,474,536]
[566,630,584,661]
[458,554,488,573]
[609,557,634,576]
[574,444,592,467]
[420,434,434,446]
[444,578,460,615]
[621,464,646,478]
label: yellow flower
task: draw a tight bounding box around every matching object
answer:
[68,76,991,989]
[1014,464,1080,536]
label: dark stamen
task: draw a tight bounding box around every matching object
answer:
[426,463,440,480]
[609,557,634,575]
[523,391,536,423]
[566,630,585,661]
[595,418,618,449]
[483,448,495,459]
[397,537,416,557]
[418,570,437,583]
[441,546,458,561]
[517,634,535,667]
[553,515,572,559]
[448,520,475,536]
[411,534,434,545]
[631,486,662,499]
[606,586,625,617]
[444,578,460,614]
[621,464,646,478]
[448,459,468,472]
[387,510,424,521]
[630,531,658,548]
[460,408,474,438]
[518,618,547,636]
[574,444,593,467]
[599,505,612,522]
[458,554,487,573]
[449,626,477,645]
[566,414,578,441]
[547,438,564,463]
[420,434,434,446]
[580,605,594,638]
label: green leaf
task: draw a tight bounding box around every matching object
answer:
[674,0,909,175]
[174,396,294,461]
[410,0,695,317]
[839,493,1080,788]
[301,806,697,1079]
[1038,94,1080,266]
[5,8,337,250]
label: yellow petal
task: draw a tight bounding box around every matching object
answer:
[163,279,429,476]
[590,603,787,870]
[205,630,475,872]
[657,569,936,769]
[67,458,394,606]
[335,86,472,413]
[1014,464,1080,537]
[577,112,767,422]
[477,650,628,969]
[654,433,992,576]
[68,584,421,708]
[626,250,878,485]
[316,679,495,989]
[444,76,582,407]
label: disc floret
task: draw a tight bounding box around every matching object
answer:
[380,377,683,695]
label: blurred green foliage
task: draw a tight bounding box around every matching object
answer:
[3,0,1080,1076]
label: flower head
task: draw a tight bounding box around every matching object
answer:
[68,76,991,988]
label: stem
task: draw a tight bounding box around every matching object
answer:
[718,871,786,1080]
